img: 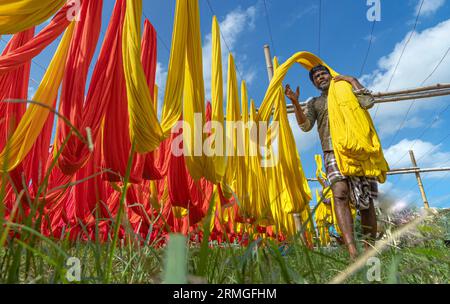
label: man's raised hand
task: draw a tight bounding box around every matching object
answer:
[285,84,300,104]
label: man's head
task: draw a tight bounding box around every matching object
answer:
[309,65,332,91]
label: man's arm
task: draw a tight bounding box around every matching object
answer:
[334,75,375,109]
[334,75,365,90]
[285,84,315,131]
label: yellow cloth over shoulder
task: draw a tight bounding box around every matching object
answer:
[258,51,389,183]
[0,0,66,34]
[0,23,75,172]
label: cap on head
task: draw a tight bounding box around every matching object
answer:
[309,65,331,83]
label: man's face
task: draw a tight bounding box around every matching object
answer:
[312,69,331,91]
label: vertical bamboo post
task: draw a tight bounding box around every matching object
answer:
[264,44,274,81]
[263,44,303,235]
[409,150,430,209]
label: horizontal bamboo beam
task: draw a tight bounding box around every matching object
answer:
[306,166,450,182]
[372,83,450,97]
[280,83,450,115]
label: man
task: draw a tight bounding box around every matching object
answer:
[285,65,378,259]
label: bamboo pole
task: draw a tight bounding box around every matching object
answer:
[387,167,450,175]
[372,83,450,97]
[264,44,274,82]
[409,150,430,209]
[306,166,450,182]
[277,84,450,114]
[375,89,450,103]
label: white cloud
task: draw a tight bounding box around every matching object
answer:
[415,0,446,17]
[155,62,167,118]
[377,180,419,212]
[362,19,450,92]
[362,19,450,135]
[202,5,258,102]
[384,138,450,175]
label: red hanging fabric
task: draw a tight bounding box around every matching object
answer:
[0,28,34,151]
[0,4,74,76]
[101,0,144,183]
[167,105,214,226]
[0,28,34,219]
[141,19,170,180]
[56,0,102,175]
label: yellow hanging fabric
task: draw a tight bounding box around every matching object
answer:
[0,0,66,34]
[248,101,273,226]
[182,0,216,182]
[0,23,75,172]
[273,57,311,214]
[183,12,229,183]
[264,57,312,237]
[122,0,218,180]
[159,0,188,136]
[122,0,163,153]
[314,189,332,246]
[300,203,315,246]
[209,16,227,183]
[257,51,388,182]
[223,54,244,203]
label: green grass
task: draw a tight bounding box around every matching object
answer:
[0,213,448,284]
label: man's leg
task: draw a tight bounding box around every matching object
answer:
[331,180,358,259]
[360,199,377,249]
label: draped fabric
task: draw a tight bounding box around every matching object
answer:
[223,54,244,202]
[247,101,272,226]
[158,0,187,136]
[258,51,389,182]
[328,80,389,182]
[0,0,66,35]
[0,28,33,218]
[271,57,311,214]
[209,16,227,183]
[264,58,312,237]
[0,4,73,75]
[99,0,141,183]
[314,189,332,246]
[122,0,216,182]
[141,20,170,180]
[0,22,75,172]
[0,28,34,149]
[167,108,214,226]
[182,0,216,182]
[122,0,163,153]
[56,0,102,175]
[0,5,375,246]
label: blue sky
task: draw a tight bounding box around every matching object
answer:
[1,0,450,210]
